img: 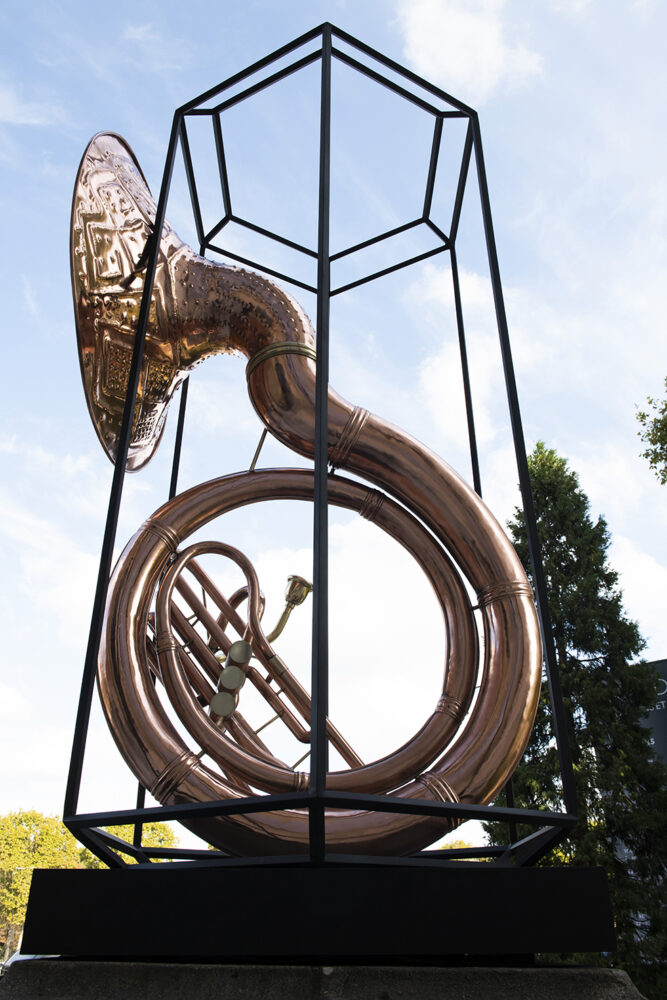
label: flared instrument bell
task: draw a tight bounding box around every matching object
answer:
[70,133,241,471]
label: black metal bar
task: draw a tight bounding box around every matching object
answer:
[179,118,205,248]
[330,218,422,262]
[134,850,504,870]
[66,793,316,829]
[425,217,450,246]
[133,855,317,871]
[93,828,153,865]
[132,847,231,860]
[470,113,578,816]
[309,23,332,863]
[318,852,512,870]
[450,246,482,496]
[63,115,182,821]
[331,47,442,117]
[178,24,326,113]
[449,119,473,244]
[330,24,475,115]
[420,845,507,860]
[212,113,233,218]
[206,243,316,293]
[75,827,129,870]
[132,784,146,850]
[319,792,576,826]
[331,243,449,296]
[203,215,231,247]
[498,825,566,867]
[169,377,190,500]
[127,844,546,871]
[230,214,318,257]
[505,776,519,845]
[209,50,321,116]
[65,793,577,830]
[423,116,443,218]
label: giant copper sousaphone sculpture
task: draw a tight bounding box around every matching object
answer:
[71,132,542,856]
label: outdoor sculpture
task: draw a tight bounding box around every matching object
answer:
[70,132,542,856]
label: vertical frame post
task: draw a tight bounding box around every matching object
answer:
[309,25,332,861]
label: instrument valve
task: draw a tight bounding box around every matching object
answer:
[209,639,252,724]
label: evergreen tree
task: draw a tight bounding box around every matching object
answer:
[485,443,667,998]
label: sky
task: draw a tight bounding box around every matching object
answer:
[1,0,666,855]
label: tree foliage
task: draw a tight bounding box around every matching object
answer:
[637,378,667,484]
[485,443,667,998]
[0,811,178,962]
[0,812,80,962]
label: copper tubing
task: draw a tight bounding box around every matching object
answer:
[87,133,542,855]
[99,469,536,855]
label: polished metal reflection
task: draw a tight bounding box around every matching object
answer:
[73,133,543,856]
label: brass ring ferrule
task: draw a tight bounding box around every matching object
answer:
[246,342,317,380]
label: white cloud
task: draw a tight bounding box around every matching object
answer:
[480,441,523,525]
[0,681,29,722]
[394,0,542,105]
[122,21,193,74]
[0,84,63,126]
[21,276,39,317]
[548,0,593,14]
[610,535,667,659]
[0,488,98,647]
[409,263,527,452]
[123,23,157,43]
[572,442,647,528]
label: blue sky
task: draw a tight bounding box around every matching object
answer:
[1,0,666,847]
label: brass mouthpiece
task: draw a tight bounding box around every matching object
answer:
[265,576,313,644]
[285,575,313,608]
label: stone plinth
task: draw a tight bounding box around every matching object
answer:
[0,963,647,1000]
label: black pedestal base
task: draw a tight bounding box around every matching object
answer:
[22,865,614,960]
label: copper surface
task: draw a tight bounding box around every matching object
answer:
[77,134,543,855]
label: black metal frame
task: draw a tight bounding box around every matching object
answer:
[63,23,577,870]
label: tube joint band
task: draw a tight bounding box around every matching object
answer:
[416,772,459,803]
[359,489,385,523]
[329,406,369,470]
[143,519,181,553]
[436,695,463,720]
[478,579,535,609]
[246,342,317,379]
[149,750,200,802]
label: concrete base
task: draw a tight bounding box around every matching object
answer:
[0,962,648,1000]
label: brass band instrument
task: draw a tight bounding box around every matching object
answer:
[71,133,542,856]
